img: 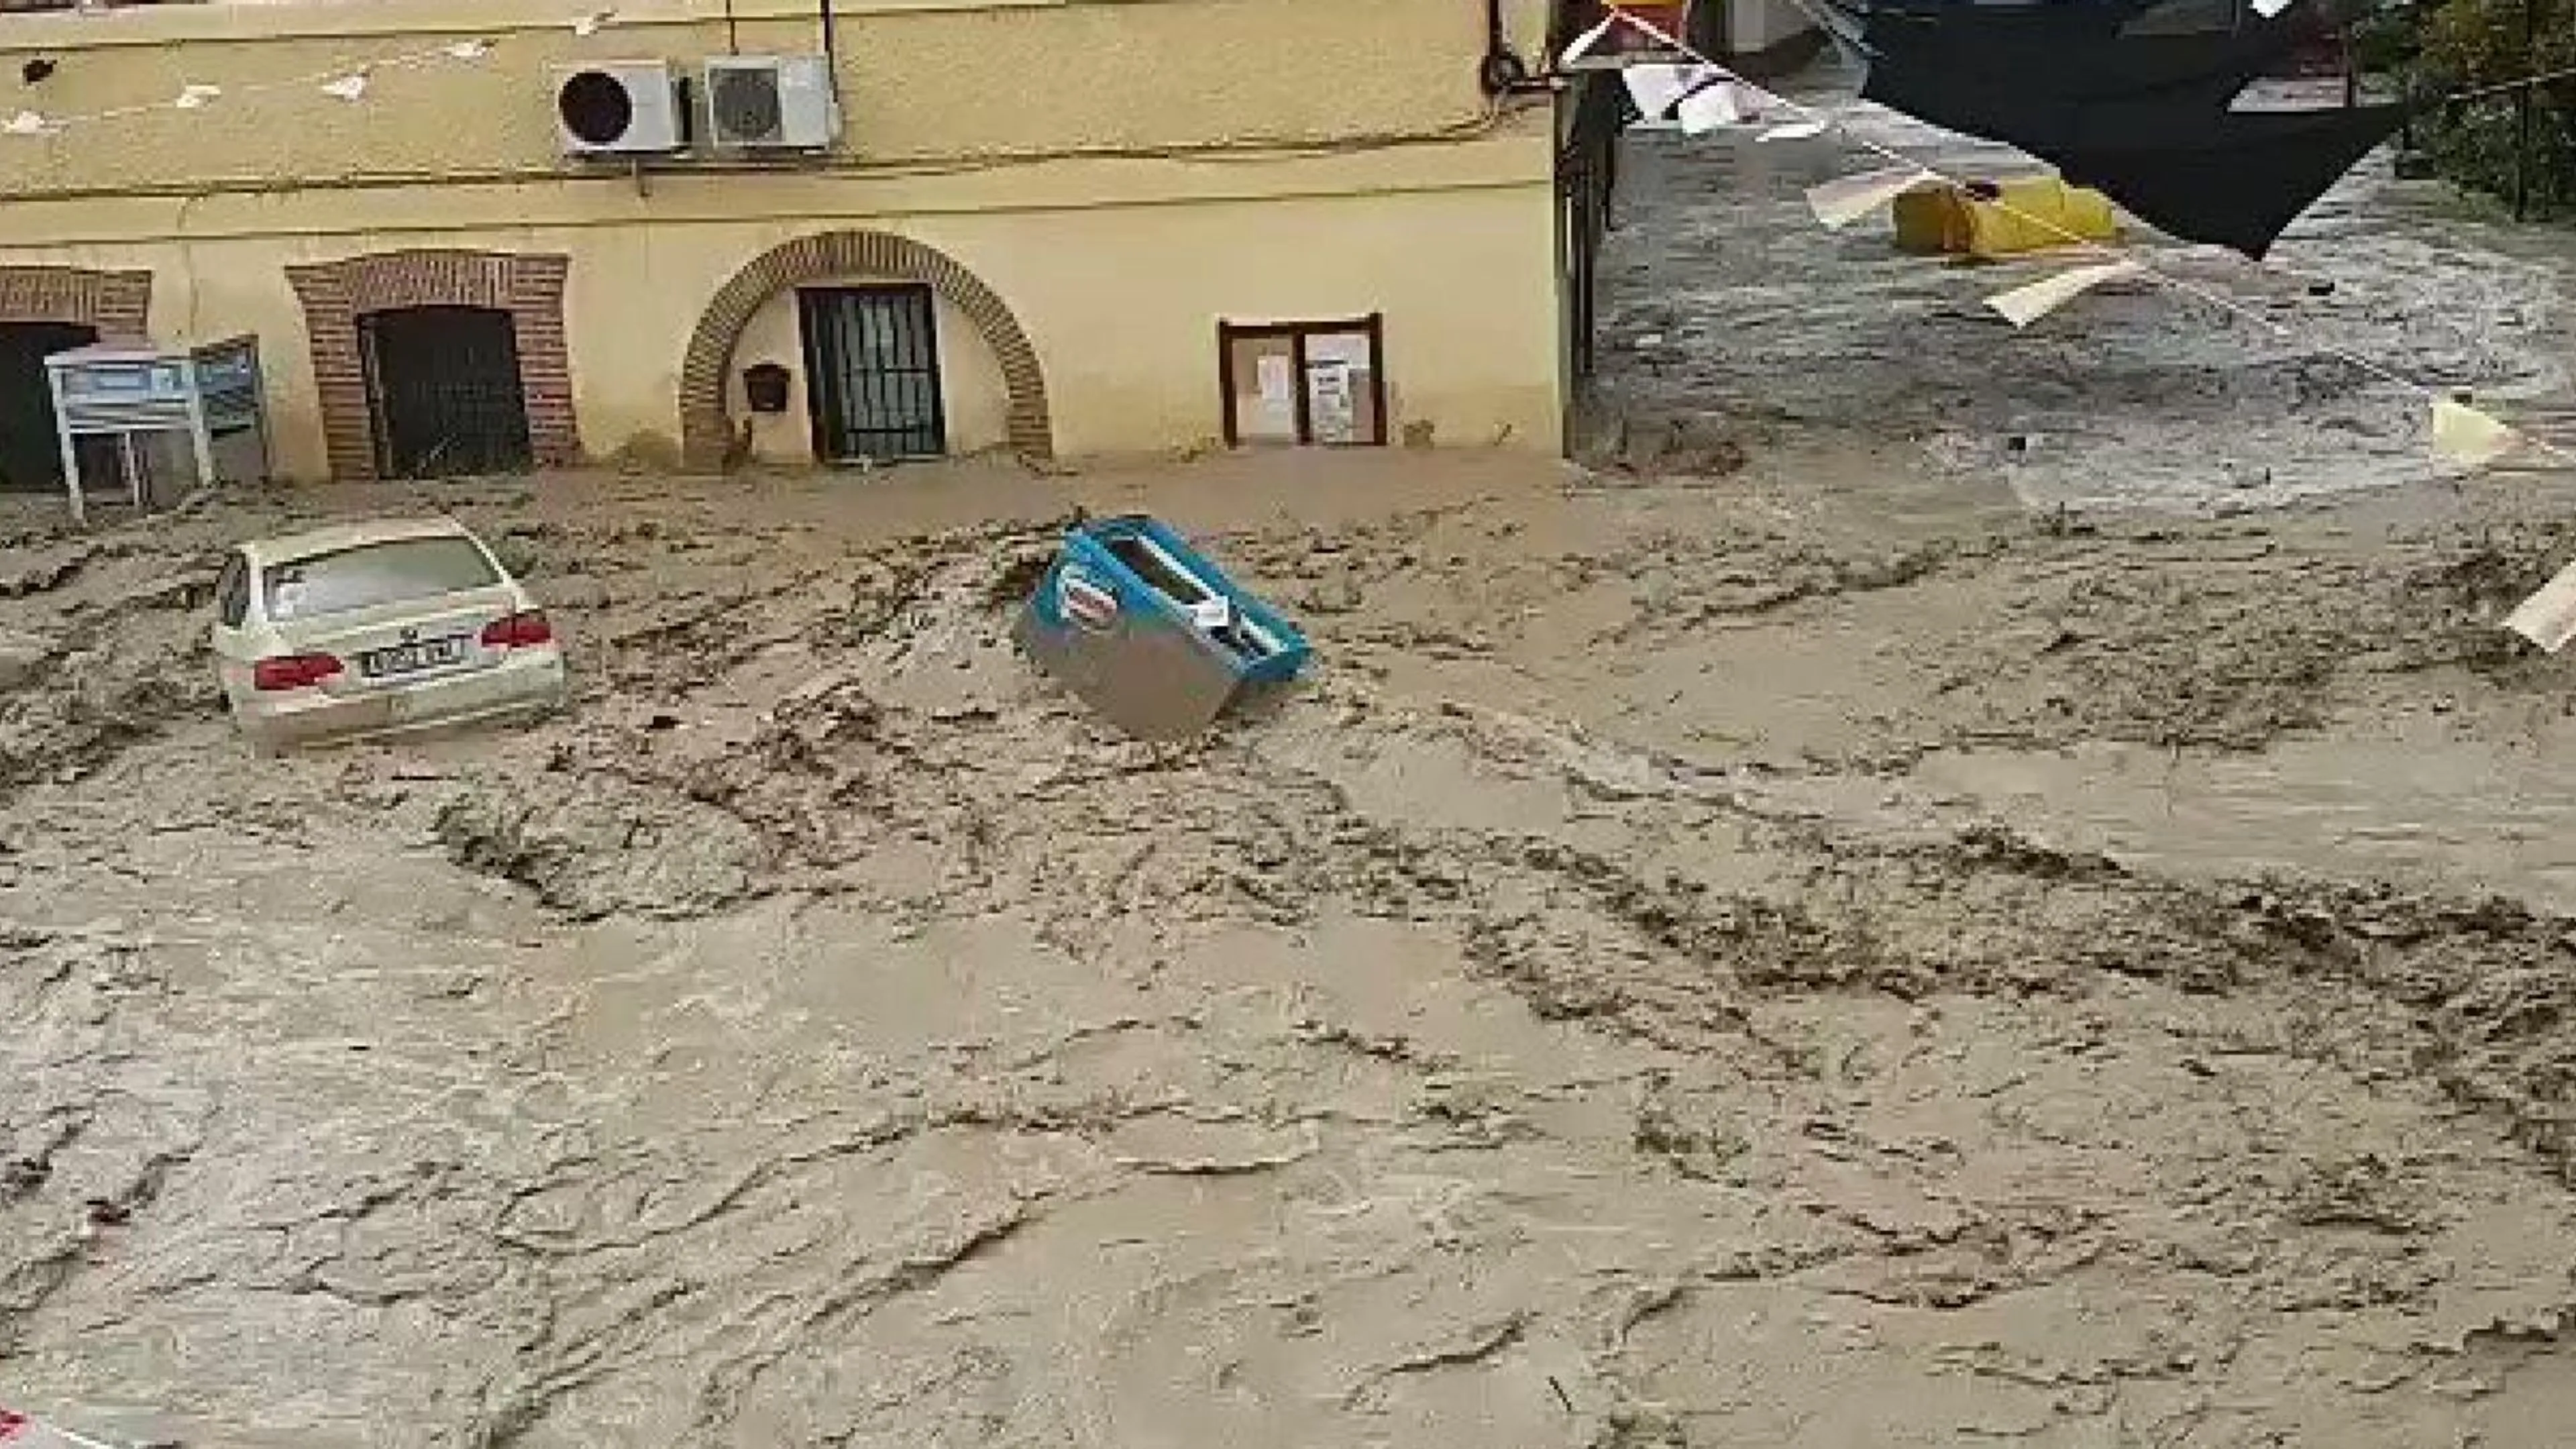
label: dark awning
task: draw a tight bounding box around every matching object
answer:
[1826,0,2401,258]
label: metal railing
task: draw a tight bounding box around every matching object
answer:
[2390,0,2574,221]
[2459,58,2576,219]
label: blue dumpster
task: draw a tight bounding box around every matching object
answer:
[1016,514,1311,740]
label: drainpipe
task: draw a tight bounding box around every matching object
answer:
[817,0,845,150]
[1481,0,1545,95]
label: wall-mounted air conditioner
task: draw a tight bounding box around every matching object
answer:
[703,55,841,151]
[553,60,689,157]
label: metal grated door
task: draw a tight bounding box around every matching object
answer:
[800,285,947,464]
[361,306,535,480]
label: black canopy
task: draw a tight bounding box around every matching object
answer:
[1827,0,2406,258]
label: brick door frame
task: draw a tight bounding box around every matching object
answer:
[287,250,576,483]
[677,230,1054,472]
[0,267,148,494]
[0,266,152,337]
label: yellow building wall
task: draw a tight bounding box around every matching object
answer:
[0,133,1561,478]
[0,0,1552,194]
[0,0,1565,478]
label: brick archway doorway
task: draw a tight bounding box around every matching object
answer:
[288,250,576,483]
[0,266,150,492]
[678,231,1053,471]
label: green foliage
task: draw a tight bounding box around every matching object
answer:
[2404,0,2576,214]
[2351,1,2424,70]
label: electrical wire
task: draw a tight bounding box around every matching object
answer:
[0,8,1517,201]
[2,36,506,134]
[0,10,616,136]
[0,104,1525,225]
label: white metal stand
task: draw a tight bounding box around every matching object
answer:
[46,335,270,527]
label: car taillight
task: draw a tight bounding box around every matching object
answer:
[252,653,342,691]
[481,610,554,649]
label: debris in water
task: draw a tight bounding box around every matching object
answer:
[1014,514,1311,741]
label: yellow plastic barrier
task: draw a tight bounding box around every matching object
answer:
[1892,176,2119,259]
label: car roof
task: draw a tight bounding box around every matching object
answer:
[239,516,484,569]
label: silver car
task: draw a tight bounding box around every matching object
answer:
[210,517,568,753]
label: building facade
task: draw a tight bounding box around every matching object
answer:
[0,0,1564,486]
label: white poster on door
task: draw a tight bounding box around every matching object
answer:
[1306,334,1373,370]
[1254,354,1297,437]
[1306,359,1356,444]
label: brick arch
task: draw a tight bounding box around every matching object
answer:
[286,249,576,483]
[0,266,151,337]
[678,230,1053,470]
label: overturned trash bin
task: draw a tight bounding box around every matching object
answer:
[1016,514,1311,741]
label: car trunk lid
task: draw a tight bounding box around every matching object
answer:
[274,585,527,695]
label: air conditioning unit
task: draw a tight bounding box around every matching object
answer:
[553,60,688,157]
[703,55,841,151]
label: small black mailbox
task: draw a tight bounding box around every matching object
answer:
[743,362,793,415]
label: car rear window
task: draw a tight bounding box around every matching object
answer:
[261,537,500,623]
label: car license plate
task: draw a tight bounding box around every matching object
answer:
[359,636,466,678]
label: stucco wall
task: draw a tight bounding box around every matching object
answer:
[0,0,1552,195]
[0,0,1564,476]
[0,133,1562,477]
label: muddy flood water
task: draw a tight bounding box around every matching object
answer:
[10,93,2576,1449]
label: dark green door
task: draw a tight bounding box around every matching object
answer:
[0,321,95,492]
[360,306,535,480]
